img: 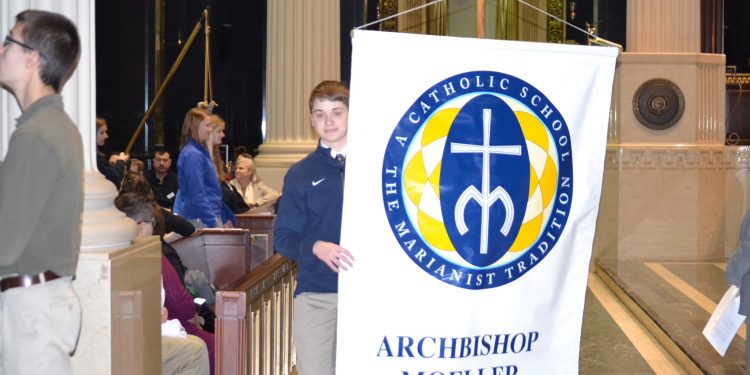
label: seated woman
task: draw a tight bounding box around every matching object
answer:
[228,154,280,213]
[118,174,216,309]
[115,193,215,374]
[173,108,235,228]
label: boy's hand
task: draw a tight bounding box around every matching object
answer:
[313,240,354,273]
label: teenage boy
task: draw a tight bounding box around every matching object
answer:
[274,80,355,374]
[0,10,83,375]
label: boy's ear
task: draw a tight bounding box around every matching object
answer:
[27,50,44,68]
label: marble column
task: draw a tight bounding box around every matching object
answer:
[627,0,701,52]
[593,0,732,262]
[398,0,429,34]
[255,0,341,190]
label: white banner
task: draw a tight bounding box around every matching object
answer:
[337,30,617,375]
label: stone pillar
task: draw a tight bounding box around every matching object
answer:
[71,0,137,251]
[255,0,341,190]
[627,0,701,52]
[593,0,732,262]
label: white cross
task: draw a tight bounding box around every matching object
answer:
[450,108,522,254]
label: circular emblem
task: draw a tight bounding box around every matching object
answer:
[632,79,685,130]
[382,71,573,289]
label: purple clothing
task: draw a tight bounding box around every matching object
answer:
[162,255,215,374]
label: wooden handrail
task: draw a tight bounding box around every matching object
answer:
[216,254,297,375]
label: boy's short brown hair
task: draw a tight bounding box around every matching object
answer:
[308,80,349,112]
[16,10,81,93]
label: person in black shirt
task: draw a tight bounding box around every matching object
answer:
[147,149,179,209]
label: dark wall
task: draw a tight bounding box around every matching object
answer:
[597,0,626,48]
[96,1,267,160]
[340,0,379,86]
[565,1,594,45]
[160,1,267,157]
[96,0,154,157]
[725,1,750,72]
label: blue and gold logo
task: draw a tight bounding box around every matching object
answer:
[382,71,573,289]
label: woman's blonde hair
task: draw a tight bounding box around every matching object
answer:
[179,107,211,150]
[96,117,107,130]
[207,114,227,182]
[234,154,260,184]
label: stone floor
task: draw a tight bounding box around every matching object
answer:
[580,259,747,374]
[580,286,657,374]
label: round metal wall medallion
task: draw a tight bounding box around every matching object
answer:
[632,79,685,130]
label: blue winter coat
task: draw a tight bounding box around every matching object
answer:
[174,139,235,228]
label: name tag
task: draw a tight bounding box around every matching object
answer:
[167,192,175,199]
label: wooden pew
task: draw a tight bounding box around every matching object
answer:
[215,254,297,375]
[168,220,297,374]
[169,228,252,291]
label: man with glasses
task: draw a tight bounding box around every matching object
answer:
[0,10,82,375]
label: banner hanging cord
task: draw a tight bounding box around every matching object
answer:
[515,0,622,50]
[352,0,622,50]
[354,0,445,30]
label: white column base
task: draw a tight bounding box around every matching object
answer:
[80,171,137,252]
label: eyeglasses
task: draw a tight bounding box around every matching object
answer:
[3,35,47,60]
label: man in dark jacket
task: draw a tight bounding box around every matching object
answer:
[147,149,179,209]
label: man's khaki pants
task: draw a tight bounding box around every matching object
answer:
[162,334,210,375]
[0,277,81,375]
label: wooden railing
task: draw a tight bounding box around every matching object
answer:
[167,218,295,374]
[215,254,297,375]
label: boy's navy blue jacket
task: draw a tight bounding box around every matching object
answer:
[274,144,344,296]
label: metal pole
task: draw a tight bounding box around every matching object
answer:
[125,10,206,154]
